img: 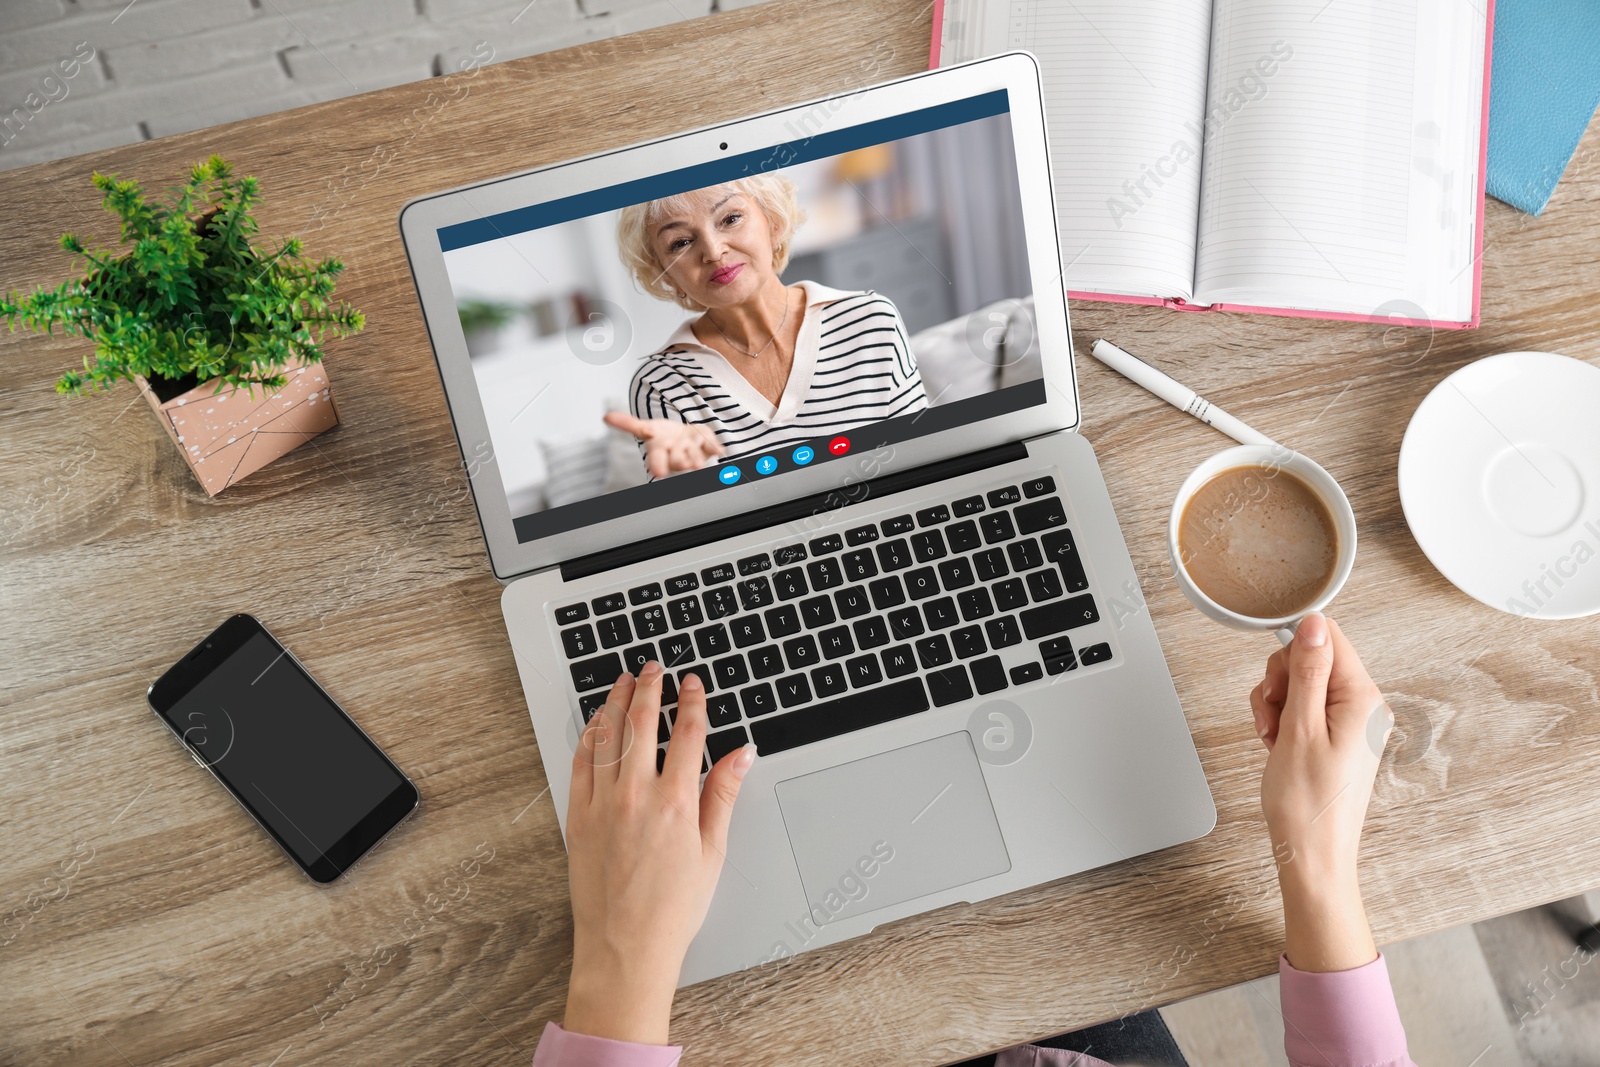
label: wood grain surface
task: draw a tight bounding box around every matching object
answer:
[3,2,1599,1063]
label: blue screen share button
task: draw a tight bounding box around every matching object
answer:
[791,445,815,466]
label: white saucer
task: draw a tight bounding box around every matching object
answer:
[1399,351,1600,619]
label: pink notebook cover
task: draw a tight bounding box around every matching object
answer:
[928,0,1495,329]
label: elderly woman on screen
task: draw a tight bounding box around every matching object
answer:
[604,174,928,478]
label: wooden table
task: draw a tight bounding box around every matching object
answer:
[3,2,1598,1063]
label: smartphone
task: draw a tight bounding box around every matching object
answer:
[147,614,419,883]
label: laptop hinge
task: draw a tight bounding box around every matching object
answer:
[558,441,1029,582]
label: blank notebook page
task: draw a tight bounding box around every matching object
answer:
[980,0,1213,301]
[1193,0,1485,320]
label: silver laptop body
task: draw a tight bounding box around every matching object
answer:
[399,53,1215,986]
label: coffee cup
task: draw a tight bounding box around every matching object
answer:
[1167,444,1357,645]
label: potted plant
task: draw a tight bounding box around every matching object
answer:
[456,297,518,357]
[1,155,364,495]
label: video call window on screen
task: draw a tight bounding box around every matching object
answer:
[439,92,1048,544]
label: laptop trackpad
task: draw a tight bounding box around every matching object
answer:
[774,732,1011,925]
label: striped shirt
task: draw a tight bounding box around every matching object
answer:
[627,280,928,472]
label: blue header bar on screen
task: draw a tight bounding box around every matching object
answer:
[436,89,1010,252]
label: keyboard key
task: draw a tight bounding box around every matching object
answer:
[946,520,982,553]
[974,548,1009,581]
[570,653,623,692]
[853,616,891,649]
[694,624,731,658]
[926,665,973,707]
[598,616,633,648]
[579,691,609,721]
[560,625,597,658]
[1015,498,1067,535]
[665,573,699,596]
[981,512,1016,544]
[916,504,950,527]
[555,603,589,626]
[953,495,986,516]
[678,664,713,693]
[1045,649,1077,676]
[764,604,802,638]
[713,654,750,689]
[808,534,843,555]
[834,585,871,619]
[707,693,743,728]
[1023,476,1056,498]
[592,592,626,615]
[783,634,821,671]
[922,597,959,631]
[916,634,953,669]
[706,725,749,765]
[1042,529,1089,593]
[876,538,913,571]
[841,549,878,582]
[845,653,883,688]
[988,485,1021,507]
[730,616,766,648]
[776,673,814,708]
[741,683,778,717]
[668,596,703,629]
[807,558,843,591]
[952,625,987,659]
[888,606,925,640]
[622,643,658,674]
[748,644,785,679]
[846,524,880,545]
[938,556,975,590]
[799,596,836,628]
[1010,662,1043,685]
[811,663,848,698]
[881,514,915,536]
[702,563,735,585]
[911,530,947,563]
[1008,538,1044,571]
[660,633,695,667]
[738,553,772,575]
[774,568,809,600]
[971,656,1007,694]
[818,626,855,659]
[774,544,807,565]
[661,673,678,705]
[985,615,1022,649]
[1026,569,1064,603]
[748,677,929,756]
[629,582,663,605]
[737,576,774,611]
[704,587,738,619]
[869,576,906,610]
[993,578,1028,612]
[881,644,917,677]
[1080,642,1114,666]
[958,587,994,622]
[1021,594,1099,639]
[904,567,940,600]
[633,605,669,638]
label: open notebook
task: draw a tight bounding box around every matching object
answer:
[933,0,1494,328]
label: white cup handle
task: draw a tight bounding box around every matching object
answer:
[1274,621,1298,647]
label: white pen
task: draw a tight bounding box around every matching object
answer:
[1089,338,1277,448]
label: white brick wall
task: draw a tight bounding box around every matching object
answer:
[0,0,766,172]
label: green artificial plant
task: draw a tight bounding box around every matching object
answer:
[1,154,364,397]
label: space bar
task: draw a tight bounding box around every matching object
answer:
[747,678,931,755]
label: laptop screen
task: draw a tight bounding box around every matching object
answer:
[436,90,1045,546]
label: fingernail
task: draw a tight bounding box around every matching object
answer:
[1298,612,1328,647]
[682,672,702,691]
[639,660,663,680]
[731,744,756,778]
[1260,676,1273,701]
[615,671,632,686]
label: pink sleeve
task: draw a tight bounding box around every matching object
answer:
[531,1021,682,1067]
[1278,953,1416,1067]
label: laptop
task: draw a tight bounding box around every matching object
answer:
[398,52,1215,986]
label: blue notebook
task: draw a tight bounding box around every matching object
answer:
[1487,0,1600,215]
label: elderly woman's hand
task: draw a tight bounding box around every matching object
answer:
[604,412,726,478]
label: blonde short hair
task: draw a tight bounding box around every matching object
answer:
[616,174,807,311]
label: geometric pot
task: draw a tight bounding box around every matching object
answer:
[135,355,339,496]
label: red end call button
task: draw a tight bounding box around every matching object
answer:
[828,435,851,456]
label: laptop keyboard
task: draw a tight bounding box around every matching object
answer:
[554,475,1115,773]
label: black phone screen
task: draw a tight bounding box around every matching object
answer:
[150,616,415,882]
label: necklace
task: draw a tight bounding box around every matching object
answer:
[705,286,792,359]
